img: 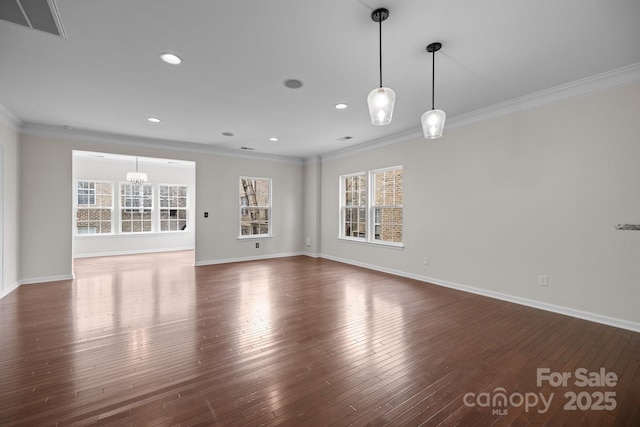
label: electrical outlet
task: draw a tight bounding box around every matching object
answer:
[423,257,429,265]
[255,242,260,249]
[539,275,548,287]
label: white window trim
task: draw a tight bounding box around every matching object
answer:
[74,181,194,236]
[158,183,189,232]
[119,182,154,234]
[76,180,96,206]
[74,180,114,236]
[338,171,366,243]
[369,165,404,247]
[338,166,404,248]
[238,176,273,239]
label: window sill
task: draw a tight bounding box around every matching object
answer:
[74,231,190,238]
[338,237,404,249]
[237,235,273,241]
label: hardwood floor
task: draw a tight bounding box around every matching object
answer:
[1,251,638,426]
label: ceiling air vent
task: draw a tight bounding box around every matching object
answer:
[0,0,66,38]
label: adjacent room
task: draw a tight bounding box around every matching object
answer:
[71,151,196,262]
[1,0,639,425]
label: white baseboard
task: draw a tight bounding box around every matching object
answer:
[194,251,304,267]
[9,251,638,333]
[73,247,194,259]
[300,250,321,258]
[20,274,74,286]
[319,254,640,333]
[0,281,20,299]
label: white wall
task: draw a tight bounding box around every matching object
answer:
[303,157,321,256]
[194,149,304,265]
[72,153,196,257]
[19,129,305,282]
[320,82,640,328]
[10,80,640,331]
[0,115,20,297]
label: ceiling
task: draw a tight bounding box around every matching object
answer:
[1,0,639,159]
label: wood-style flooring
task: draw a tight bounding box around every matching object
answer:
[1,251,638,426]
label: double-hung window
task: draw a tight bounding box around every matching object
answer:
[340,166,403,246]
[120,183,153,233]
[239,177,271,238]
[159,184,188,231]
[75,180,113,234]
[371,166,403,243]
[341,173,367,239]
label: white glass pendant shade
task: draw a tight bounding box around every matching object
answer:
[368,86,396,126]
[421,109,446,139]
[126,171,148,184]
[127,157,148,184]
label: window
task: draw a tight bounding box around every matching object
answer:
[341,173,367,239]
[340,166,403,245]
[120,183,153,233]
[371,167,403,243]
[159,184,188,231]
[239,177,271,237]
[77,181,96,205]
[75,181,113,234]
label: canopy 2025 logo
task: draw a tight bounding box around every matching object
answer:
[463,367,618,416]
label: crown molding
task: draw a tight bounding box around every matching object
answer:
[322,62,640,161]
[11,62,640,163]
[303,155,322,165]
[447,62,640,131]
[0,103,22,130]
[19,123,304,165]
[320,127,422,161]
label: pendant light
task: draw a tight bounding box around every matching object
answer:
[367,8,395,126]
[126,157,148,184]
[421,42,446,139]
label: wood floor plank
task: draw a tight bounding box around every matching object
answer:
[1,251,638,426]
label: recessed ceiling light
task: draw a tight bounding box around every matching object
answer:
[147,117,161,123]
[269,137,279,142]
[283,79,303,89]
[222,132,234,136]
[334,103,348,110]
[160,53,182,65]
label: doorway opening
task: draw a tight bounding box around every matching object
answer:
[71,150,196,267]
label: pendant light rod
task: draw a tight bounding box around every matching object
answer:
[378,15,382,87]
[367,8,394,126]
[421,42,445,139]
[127,156,148,184]
[371,8,389,88]
[426,42,442,110]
